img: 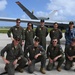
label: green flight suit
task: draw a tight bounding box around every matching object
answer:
[35,26,48,50]
[24,28,35,51]
[50,29,62,44]
[46,44,64,71]
[7,25,25,45]
[24,44,46,73]
[65,45,75,70]
[1,42,27,75]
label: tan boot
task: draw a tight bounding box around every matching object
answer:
[15,67,24,73]
[57,67,61,72]
[40,68,46,74]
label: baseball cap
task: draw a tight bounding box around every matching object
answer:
[14,36,21,41]
[16,18,21,23]
[34,37,40,42]
[40,19,44,22]
[69,21,74,25]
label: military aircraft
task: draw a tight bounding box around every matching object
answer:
[0,1,72,30]
[15,1,70,29]
[16,1,58,20]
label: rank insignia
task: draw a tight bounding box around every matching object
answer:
[70,48,72,50]
[39,28,41,30]
[15,28,17,30]
[12,47,14,50]
[53,31,55,32]
[33,48,35,51]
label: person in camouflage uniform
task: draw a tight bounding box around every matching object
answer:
[65,21,75,46]
[35,19,48,50]
[46,38,64,72]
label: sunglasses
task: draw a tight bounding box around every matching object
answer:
[15,39,20,41]
[52,41,57,42]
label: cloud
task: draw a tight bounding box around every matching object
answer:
[21,0,75,21]
[36,11,48,17]
[0,0,7,11]
[21,14,31,19]
[35,0,75,20]
[47,0,75,20]
[21,14,27,19]
[35,10,59,20]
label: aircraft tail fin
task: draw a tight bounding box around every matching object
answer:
[16,1,38,19]
[48,10,58,19]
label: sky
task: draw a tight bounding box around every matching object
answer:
[0,0,75,27]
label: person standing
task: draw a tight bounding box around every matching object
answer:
[35,19,48,50]
[7,18,25,46]
[50,22,62,44]
[24,22,35,52]
[1,36,27,75]
[65,21,75,45]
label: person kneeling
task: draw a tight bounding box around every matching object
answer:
[24,37,46,74]
[1,36,27,75]
[64,38,75,70]
[46,38,64,72]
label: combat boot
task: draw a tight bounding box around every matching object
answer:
[15,67,24,73]
[40,68,46,74]
[57,67,61,72]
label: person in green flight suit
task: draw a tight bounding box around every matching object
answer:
[50,22,62,44]
[7,18,25,46]
[1,35,27,75]
[24,22,35,52]
[64,38,75,70]
[46,38,64,72]
[35,19,48,50]
[24,37,46,74]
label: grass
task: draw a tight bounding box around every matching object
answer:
[0,29,9,33]
[0,28,65,33]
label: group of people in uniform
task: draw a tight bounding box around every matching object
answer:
[1,18,75,75]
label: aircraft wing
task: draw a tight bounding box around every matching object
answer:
[0,17,40,24]
[0,17,69,29]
